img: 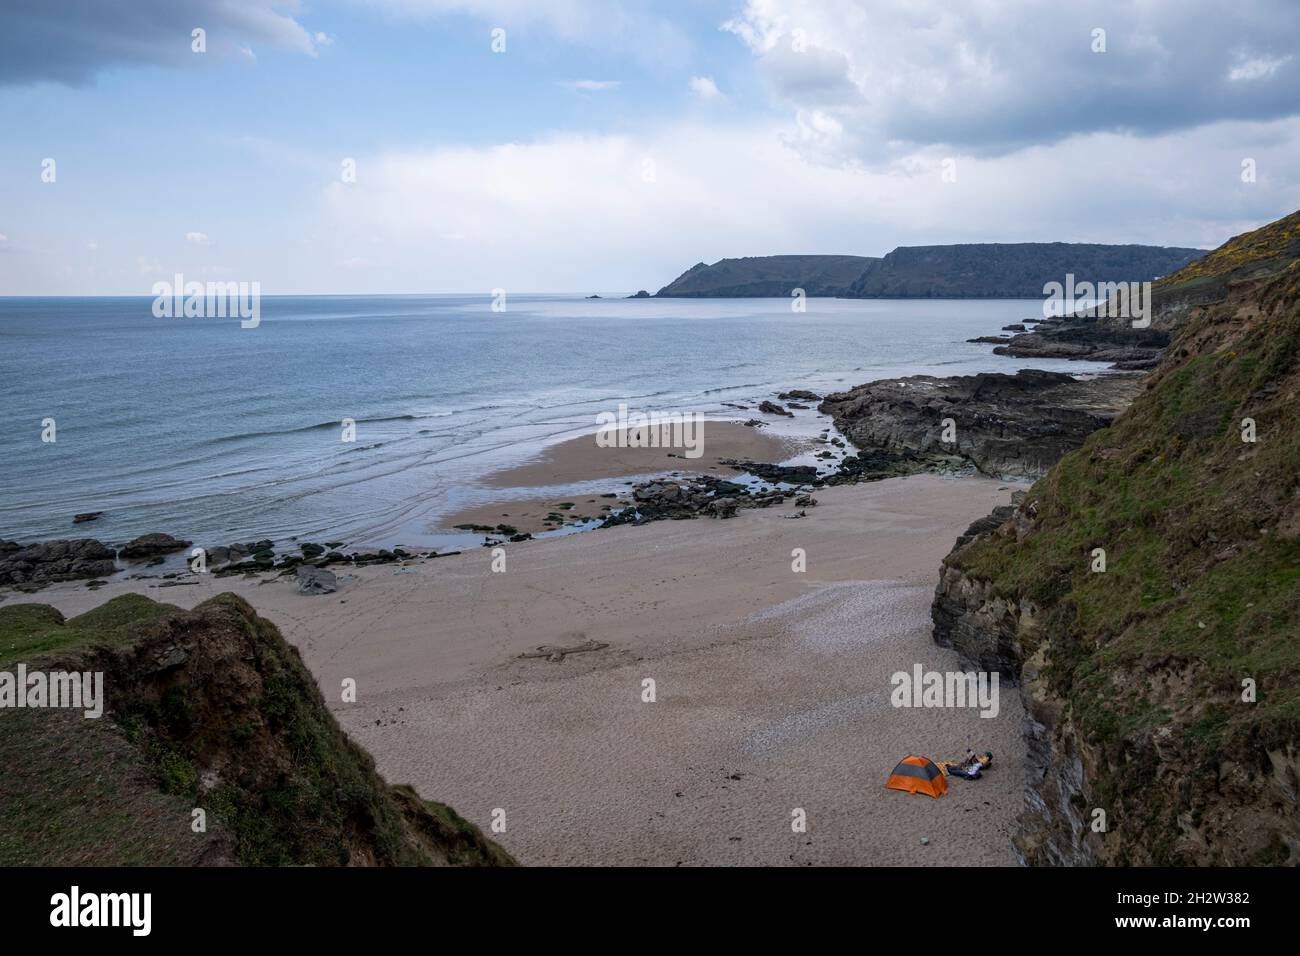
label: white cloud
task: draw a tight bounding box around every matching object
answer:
[185,231,210,244]
[688,75,722,100]
[559,79,621,91]
[1228,55,1292,82]
[723,0,1300,158]
[313,117,1300,293]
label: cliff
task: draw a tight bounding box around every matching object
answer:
[0,592,514,866]
[930,208,1300,866]
[654,243,1205,299]
[654,255,874,297]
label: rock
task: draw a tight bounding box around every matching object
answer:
[777,389,821,401]
[708,497,738,519]
[627,290,651,298]
[818,369,1142,481]
[72,512,103,524]
[296,566,337,595]
[119,533,192,560]
[742,419,766,428]
[0,538,119,586]
[721,460,819,485]
[757,400,793,417]
[991,314,1169,367]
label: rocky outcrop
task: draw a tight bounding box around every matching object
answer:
[0,538,118,586]
[819,369,1141,480]
[992,316,1170,368]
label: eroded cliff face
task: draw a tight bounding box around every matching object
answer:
[931,219,1300,866]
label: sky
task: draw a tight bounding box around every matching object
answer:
[1,0,1299,295]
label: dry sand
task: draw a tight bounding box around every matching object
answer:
[26,472,1027,866]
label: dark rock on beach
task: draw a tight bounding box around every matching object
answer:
[720,460,819,485]
[0,538,119,586]
[118,533,192,560]
[296,566,337,595]
[819,369,1142,480]
[603,472,809,527]
[757,400,793,417]
[72,512,103,524]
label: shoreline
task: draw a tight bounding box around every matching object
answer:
[0,311,1139,865]
[19,473,1029,865]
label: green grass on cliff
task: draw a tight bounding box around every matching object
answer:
[1157,209,1300,296]
[0,593,178,669]
[0,592,513,867]
[956,276,1300,752]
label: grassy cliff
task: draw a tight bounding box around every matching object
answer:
[935,209,1300,865]
[0,592,514,867]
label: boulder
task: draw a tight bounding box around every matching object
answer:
[296,566,337,595]
[119,533,192,560]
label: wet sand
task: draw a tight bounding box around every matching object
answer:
[482,419,801,487]
[443,419,808,536]
[26,472,1026,866]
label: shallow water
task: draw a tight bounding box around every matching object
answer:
[0,294,1104,548]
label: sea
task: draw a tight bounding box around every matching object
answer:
[0,295,1109,550]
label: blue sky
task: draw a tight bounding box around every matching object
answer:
[2,0,1299,294]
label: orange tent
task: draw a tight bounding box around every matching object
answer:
[885,755,948,798]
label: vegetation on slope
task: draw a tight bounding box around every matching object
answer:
[946,210,1300,864]
[849,242,1204,298]
[0,593,514,867]
[654,243,1205,299]
[655,254,875,297]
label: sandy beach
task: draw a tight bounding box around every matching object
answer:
[442,419,807,535]
[26,466,1027,866]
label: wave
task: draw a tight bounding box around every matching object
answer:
[202,414,428,446]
